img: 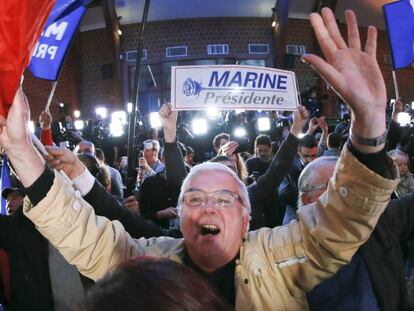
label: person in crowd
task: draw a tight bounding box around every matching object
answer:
[77,153,111,191]
[2,8,398,310]
[39,111,54,146]
[95,148,124,197]
[245,134,273,179]
[116,156,128,186]
[247,107,308,229]
[323,132,343,157]
[304,156,414,311]
[75,140,95,155]
[77,258,233,311]
[212,132,230,153]
[217,142,249,183]
[137,139,165,185]
[305,116,329,156]
[184,146,196,170]
[279,134,318,224]
[388,149,414,197]
[2,187,25,216]
[335,113,351,137]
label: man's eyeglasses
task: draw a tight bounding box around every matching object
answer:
[183,190,241,209]
[301,182,328,193]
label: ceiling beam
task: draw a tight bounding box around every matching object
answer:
[271,0,291,69]
[102,0,123,109]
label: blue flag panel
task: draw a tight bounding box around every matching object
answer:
[0,157,11,215]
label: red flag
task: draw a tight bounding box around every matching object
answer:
[0,0,56,117]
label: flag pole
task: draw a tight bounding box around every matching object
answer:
[125,0,151,197]
[392,70,400,100]
[45,81,58,112]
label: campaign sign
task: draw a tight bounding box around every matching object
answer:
[171,65,299,111]
[29,6,86,81]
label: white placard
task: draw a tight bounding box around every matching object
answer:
[171,65,299,111]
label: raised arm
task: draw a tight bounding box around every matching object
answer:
[254,106,308,195]
[159,104,187,191]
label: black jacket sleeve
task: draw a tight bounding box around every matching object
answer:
[255,133,299,197]
[163,141,187,202]
[386,120,402,151]
[83,180,166,238]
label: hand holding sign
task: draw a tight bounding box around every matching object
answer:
[303,9,386,152]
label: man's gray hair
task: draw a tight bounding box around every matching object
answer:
[388,149,409,161]
[177,162,251,218]
[298,156,338,194]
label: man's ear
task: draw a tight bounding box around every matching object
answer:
[301,193,313,206]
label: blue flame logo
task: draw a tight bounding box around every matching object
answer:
[183,78,202,97]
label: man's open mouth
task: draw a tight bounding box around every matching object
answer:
[200,224,221,236]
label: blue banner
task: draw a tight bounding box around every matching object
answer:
[29,6,86,81]
[48,0,93,23]
[0,157,11,215]
[383,0,414,70]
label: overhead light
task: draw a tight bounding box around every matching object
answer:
[95,107,108,119]
[74,110,81,118]
[271,20,276,27]
[74,120,84,130]
[112,111,127,125]
[117,29,122,36]
[411,101,414,110]
[127,102,133,113]
[206,106,219,119]
[28,121,35,133]
[149,112,162,128]
[397,112,411,127]
[59,103,65,108]
[258,117,270,131]
[298,133,306,139]
[110,122,124,137]
[192,118,208,135]
[234,127,247,138]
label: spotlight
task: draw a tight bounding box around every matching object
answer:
[149,112,161,128]
[74,120,84,130]
[234,127,246,138]
[127,102,133,113]
[397,112,411,127]
[411,102,414,110]
[257,117,270,132]
[59,103,65,108]
[206,106,219,119]
[110,122,124,137]
[95,107,108,119]
[28,121,35,133]
[74,110,81,118]
[117,29,122,36]
[271,20,276,27]
[192,118,208,135]
[112,111,127,125]
[298,133,306,139]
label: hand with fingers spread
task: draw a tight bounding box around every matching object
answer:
[159,104,178,143]
[219,141,239,157]
[291,106,309,137]
[44,146,86,180]
[303,8,386,152]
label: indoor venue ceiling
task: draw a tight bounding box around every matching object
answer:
[80,0,398,32]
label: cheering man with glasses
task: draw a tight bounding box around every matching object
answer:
[0,8,400,310]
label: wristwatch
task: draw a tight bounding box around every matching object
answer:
[350,130,387,147]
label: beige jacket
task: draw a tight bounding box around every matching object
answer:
[24,146,398,311]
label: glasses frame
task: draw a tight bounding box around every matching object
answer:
[183,189,242,209]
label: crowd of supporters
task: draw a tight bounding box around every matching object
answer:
[0,8,413,311]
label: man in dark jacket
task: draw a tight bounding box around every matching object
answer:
[303,156,413,311]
